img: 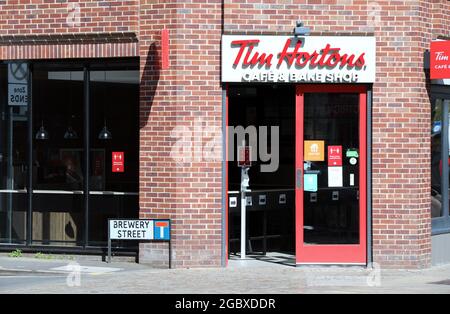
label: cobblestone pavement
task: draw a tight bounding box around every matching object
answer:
[1,254,450,294]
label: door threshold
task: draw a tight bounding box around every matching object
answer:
[296,262,367,267]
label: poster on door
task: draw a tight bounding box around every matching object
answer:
[304,140,324,161]
[328,167,343,187]
[328,145,343,166]
[112,152,124,173]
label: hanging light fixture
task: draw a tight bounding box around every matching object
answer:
[35,120,49,140]
[64,125,78,139]
[98,71,112,140]
[98,119,112,140]
[64,72,79,140]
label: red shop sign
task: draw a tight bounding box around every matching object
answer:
[328,145,342,167]
[431,41,450,79]
[112,152,124,173]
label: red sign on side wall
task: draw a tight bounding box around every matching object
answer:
[431,41,450,79]
[161,29,170,70]
[112,152,124,173]
[328,145,343,166]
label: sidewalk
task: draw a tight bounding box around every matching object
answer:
[1,253,450,294]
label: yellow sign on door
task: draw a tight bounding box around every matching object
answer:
[304,140,325,161]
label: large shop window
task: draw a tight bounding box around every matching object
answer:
[0,59,139,250]
[431,94,450,234]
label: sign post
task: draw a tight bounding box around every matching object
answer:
[238,141,251,259]
[108,219,171,268]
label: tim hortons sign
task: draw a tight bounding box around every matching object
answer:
[222,36,376,83]
[430,40,450,80]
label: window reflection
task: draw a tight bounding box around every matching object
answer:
[33,68,84,191]
[0,60,140,248]
[88,69,139,246]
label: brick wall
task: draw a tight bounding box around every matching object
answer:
[0,0,138,35]
[138,0,223,268]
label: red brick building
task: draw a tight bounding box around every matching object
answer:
[0,1,449,270]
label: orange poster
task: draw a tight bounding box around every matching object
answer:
[304,140,325,161]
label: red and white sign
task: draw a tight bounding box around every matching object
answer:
[112,152,124,173]
[431,41,450,80]
[328,145,343,166]
[222,35,376,83]
[238,146,251,167]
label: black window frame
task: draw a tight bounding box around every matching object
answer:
[0,57,140,253]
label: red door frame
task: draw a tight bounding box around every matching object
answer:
[295,84,367,265]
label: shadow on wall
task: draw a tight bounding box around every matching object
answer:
[139,42,160,130]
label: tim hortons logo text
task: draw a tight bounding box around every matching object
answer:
[230,38,367,83]
[434,51,449,71]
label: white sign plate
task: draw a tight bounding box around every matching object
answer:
[328,167,344,188]
[222,35,376,83]
[8,62,28,84]
[109,219,154,240]
[8,62,29,106]
[8,84,28,106]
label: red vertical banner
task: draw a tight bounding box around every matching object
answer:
[112,152,124,173]
[238,146,251,167]
[161,29,170,70]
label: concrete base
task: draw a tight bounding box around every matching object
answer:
[432,233,450,266]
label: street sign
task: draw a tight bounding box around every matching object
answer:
[154,220,170,240]
[8,62,28,106]
[112,152,124,173]
[108,219,171,267]
[8,84,28,106]
[109,219,154,240]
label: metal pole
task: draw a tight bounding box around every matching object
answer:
[107,220,111,263]
[83,67,90,248]
[240,167,246,259]
[6,106,13,242]
[263,205,267,255]
[169,222,172,269]
[26,63,33,246]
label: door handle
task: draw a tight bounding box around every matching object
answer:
[296,168,302,189]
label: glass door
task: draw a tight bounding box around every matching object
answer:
[295,85,367,264]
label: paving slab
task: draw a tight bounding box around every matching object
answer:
[1,254,450,294]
